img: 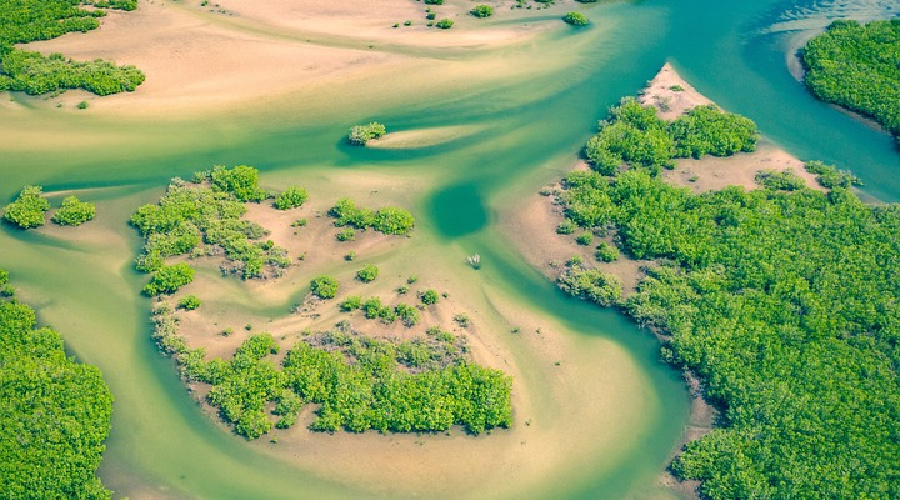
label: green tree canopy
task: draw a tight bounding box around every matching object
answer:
[801,19,900,141]
[0,270,114,498]
[52,195,95,226]
[2,185,49,229]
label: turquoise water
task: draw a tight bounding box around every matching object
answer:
[1,0,897,498]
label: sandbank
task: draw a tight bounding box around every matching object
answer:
[365,125,483,149]
[18,0,563,114]
[640,63,824,193]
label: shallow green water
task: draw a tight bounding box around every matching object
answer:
[1,0,898,498]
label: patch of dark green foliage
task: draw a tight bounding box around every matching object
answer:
[329,198,415,235]
[130,166,290,283]
[2,185,49,229]
[557,139,900,498]
[801,19,900,142]
[0,269,114,498]
[182,330,512,438]
[0,0,144,96]
[52,195,95,226]
[584,98,757,175]
[804,160,863,189]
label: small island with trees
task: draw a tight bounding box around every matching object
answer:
[131,165,512,441]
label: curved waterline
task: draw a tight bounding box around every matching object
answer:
[1,0,898,498]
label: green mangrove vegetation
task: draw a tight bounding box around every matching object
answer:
[753,169,806,191]
[142,262,195,297]
[164,319,511,438]
[420,289,439,305]
[310,275,339,299]
[553,99,900,498]
[356,264,379,283]
[329,198,415,235]
[471,5,494,18]
[0,269,114,498]
[800,19,900,142]
[563,12,589,26]
[556,266,622,307]
[594,242,618,262]
[0,0,144,96]
[348,122,386,145]
[52,195,95,226]
[804,160,863,189]
[273,186,308,210]
[2,185,49,229]
[178,294,202,311]
[342,295,424,327]
[129,165,479,441]
[584,99,757,175]
[131,166,289,281]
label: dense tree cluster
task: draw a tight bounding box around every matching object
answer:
[329,198,415,235]
[0,269,114,498]
[0,0,144,96]
[347,122,386,145]
[183,330,511,438]
[801,19,900,141]
[52,195,95,226]
[584,99,757,175]
[420,289,439,305]
[130,166,289,281]
[0,270,14,297]
[310,275,339,299]
[178,294,201,311]
[556,109,900,497]
[556,266,622,306]
[142,262,195,296]
[471,5,493,17]
[594,241,618,262]
[563,11,588,26]
[273,186,308,210]
[207,165,266,202]
[2,185,49,228]
[668,105,758,158]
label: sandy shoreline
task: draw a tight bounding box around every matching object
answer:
[17,0,562,114]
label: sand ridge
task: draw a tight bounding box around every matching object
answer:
[19,0,567,113]
[640,62,824,193]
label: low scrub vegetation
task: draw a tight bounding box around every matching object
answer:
[329,198,415,235]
